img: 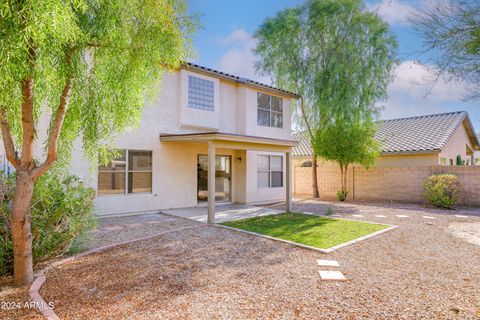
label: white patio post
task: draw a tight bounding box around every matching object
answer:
[286,151,292,212]
[207,141,216,223]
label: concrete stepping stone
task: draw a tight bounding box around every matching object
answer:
[319,270,346,281]
[351,214,363,218]
[126,223,143,228]
[423,216,436,219]
[145,220,161,224]
[332,214,342,217]
[317,259,340,267]
[375,215,386,218]
[455,215,468,218]
[396,215,409,218]
[104,225,123,231]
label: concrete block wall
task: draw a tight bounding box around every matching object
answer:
[294,164,480,207]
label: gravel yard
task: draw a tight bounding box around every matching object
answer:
[3,201,480,319]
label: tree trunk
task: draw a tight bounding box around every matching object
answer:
[312,154,320,198]
[11,172,35,286]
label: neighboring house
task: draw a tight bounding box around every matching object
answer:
[293,111,480,167]
[0,63,299,218]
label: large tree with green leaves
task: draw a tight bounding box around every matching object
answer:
[0,0,194,286]
[412,0,480,100]
[313,114,379,201]
[254,0,397,198]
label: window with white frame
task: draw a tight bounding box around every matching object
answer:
[257,155,283,188]
[98,150,152,195]
[188,75,214,111]
[257,92,283,128]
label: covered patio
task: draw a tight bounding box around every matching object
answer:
[162,203,283,223]
[160,132,297,223]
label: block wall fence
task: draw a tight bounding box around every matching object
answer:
[293,164,480,206]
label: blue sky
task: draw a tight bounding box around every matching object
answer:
[187,0,480,132]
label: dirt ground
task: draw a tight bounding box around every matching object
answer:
[2,200,480,319]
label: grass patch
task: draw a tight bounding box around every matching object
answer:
[221,212,389,249]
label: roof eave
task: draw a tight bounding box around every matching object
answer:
[182,63,300,99]
[380,149,441,156]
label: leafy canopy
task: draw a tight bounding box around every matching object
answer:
[313,116,380,169]
[0,0,195,162]
[254,0,398,132]
[412,0,480,100]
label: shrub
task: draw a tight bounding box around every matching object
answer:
[325,206,334,216]
[336,190,348,202]
[424,174,460,209]
[0,172,96,275]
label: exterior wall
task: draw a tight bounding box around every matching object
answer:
[293,165,480,207]
[293,153,439,168]
[0,69,293,215]
[374,153,438,167]
[439,122,475,165]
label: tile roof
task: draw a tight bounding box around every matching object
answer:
[292,111,480,157]
[183,63,300,98]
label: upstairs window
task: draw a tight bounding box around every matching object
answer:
[257,92,283,128]
[188,75,214,111]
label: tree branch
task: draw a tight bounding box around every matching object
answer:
[0,108,20,169]
[33,77,74,179]
[19,46,36,170]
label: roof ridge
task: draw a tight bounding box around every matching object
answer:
[379,111,467,123]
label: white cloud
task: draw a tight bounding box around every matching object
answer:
[381,60,469,119]
[217,29,251,45]
[216,28,271,84]
[368,0,417,25]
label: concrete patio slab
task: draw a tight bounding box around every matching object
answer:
[162,204,283,223]
[423,216,436,219]
[396,215,409,218]
[455,215,468,218]
[317,260,340,267]
[319,270,346,281]
[375,215,386,218]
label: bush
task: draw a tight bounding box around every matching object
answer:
[424,174,460,209]
[0,172,97,275]
[336,190,348,202]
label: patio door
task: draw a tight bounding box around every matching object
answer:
[197,155,231,203]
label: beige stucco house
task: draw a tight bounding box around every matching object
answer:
[293,111,480,168]
[0,63,299,220]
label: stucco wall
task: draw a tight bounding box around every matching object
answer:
[439,121,475,165]
[0,69,292,215]
[374,153,438,167]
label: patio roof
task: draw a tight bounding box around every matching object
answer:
[160,132,298,150]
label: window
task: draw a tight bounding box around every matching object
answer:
[257,92,283,128]
[440,158,446,165]
[128,151,152,193]
[98,150,126,195]
[257,155,283,188]
[98,150,152,195]
[188,75,214,111]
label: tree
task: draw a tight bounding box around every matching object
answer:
[0,0,195,286]
[254,0,397,198]
[313,115,379,201]
[412,0,480,100]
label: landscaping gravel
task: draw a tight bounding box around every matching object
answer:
[36,202,480,319]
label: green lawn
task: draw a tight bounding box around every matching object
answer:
[221,212,389,249]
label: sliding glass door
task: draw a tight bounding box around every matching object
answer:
[197,155,231,202]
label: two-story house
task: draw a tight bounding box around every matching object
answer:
[1,63,298,221]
